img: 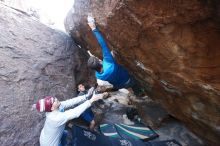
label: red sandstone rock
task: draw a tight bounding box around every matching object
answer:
[65,0,220,145]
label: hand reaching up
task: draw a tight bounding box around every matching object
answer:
[87,15,96,30]
[85,87,95,100]
[89,92,108,103]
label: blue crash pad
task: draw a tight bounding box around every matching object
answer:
[72,125,146,146]
[99,123,158,141]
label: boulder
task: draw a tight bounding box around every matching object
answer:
[65,0,220,145]
[0,4,94,146]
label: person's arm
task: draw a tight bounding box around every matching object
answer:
[61,87,95,109]
[92,29,115,62]
[62,92,107,121]
[60,95,87,109]
[63,100,91,121]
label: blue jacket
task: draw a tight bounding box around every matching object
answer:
[93,29,130,89]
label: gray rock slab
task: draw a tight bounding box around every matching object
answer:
[0,4,93,146]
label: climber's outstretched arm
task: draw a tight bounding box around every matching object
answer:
[88,16,114,62]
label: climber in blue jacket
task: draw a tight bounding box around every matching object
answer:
[87,16,135,91]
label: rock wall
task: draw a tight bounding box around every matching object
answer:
[0,4,93,146]
[65,0,220,145]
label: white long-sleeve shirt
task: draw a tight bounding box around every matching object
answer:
[39,95,91,146]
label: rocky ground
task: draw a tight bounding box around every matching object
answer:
[69,89,204,146]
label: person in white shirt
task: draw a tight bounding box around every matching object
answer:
[35,87,107,146]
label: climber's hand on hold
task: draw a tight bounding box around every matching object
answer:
[87,15,96,30]
[89,92,108,103]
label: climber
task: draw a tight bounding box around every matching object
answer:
[35,87,107,146]
[77,84,96,130]
[87,15,139,95]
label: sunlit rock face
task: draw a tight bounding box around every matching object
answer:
[0,4,93,146]
[65,0,220,145]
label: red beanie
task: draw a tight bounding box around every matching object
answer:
[36,96,54,112]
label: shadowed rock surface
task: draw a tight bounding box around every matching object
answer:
[65,0,220,145]
[73,90,204,146]
[0,4,94,146]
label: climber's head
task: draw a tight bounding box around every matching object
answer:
[36,96,60,112]
[87,56,102,72]
[78,84,85,92]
